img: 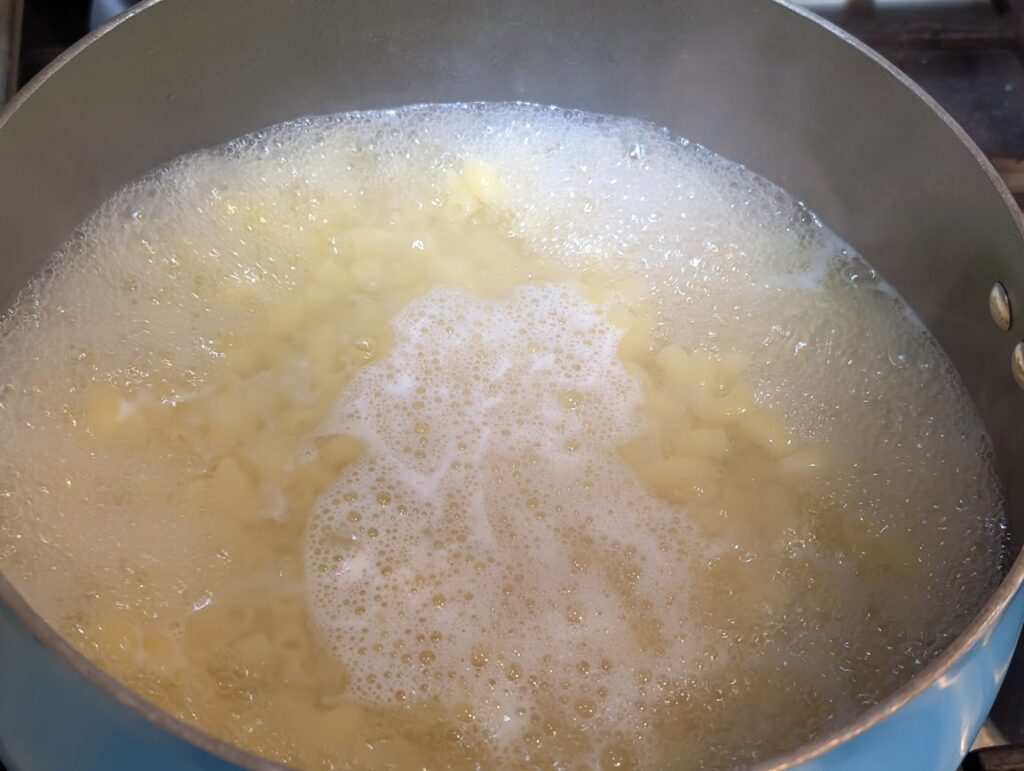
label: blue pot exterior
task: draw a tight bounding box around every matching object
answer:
[0,600,241,771]
[3,583,1024,771]
[782,582,1024,771]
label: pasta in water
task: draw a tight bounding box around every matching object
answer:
[0,103,1005,769]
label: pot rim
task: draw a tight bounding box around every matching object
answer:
[760,2,1024,767]
[0,1,1022,770]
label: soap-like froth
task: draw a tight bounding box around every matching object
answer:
[307,285,699,756]
[0,102,1005,768]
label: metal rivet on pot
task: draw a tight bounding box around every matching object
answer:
[990,282,1012,331]
[1013,342,1024,391]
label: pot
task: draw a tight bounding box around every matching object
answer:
[1,1,1023,769]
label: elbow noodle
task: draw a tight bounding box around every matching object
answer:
[344,227,402,262]
[689,381,755,425]
[776,445,829,479]
[655,344,691,384]
[618,318,654,362]
[443,169,480,222]
[92,611,143,667]
[210,455,259,517]
[684,352,720,389]
[619,435,661,467]
[310,258,353,293]
[232,631,274,669]
[295,701,367,750]
[641,456,720,503]
[733,410,791,457]
[267,589,306,621]
[672,428,730,459]
[273,629,312,661]
[462,159,503,205]
[186,601,255,655]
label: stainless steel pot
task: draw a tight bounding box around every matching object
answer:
[1,1,1023,769]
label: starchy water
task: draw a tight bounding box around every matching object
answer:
[0,103,1005,769]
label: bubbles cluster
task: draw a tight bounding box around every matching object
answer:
[0,102,1005,769]
[306,284,707,760]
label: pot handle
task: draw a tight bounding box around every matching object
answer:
[963,745,1024,771]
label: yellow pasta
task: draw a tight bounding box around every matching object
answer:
[443,169,480,222]
[86,384,146,443]
[618,316,654,362]
[640,456,720,503]
[672,428,730,459]
[688,381,755,425]
[462,159,503,206]
[20,106,945,771]
[776,445,830,479]
[732,409,791,457]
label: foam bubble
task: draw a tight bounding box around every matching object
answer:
[0,102,1005,768]
[307,284,703,755]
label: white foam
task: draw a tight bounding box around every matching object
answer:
[306,284,703,750]
[0,102,1005,767]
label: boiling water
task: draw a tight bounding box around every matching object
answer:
[0,103,1005,769]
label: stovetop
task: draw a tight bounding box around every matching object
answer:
[0,0,1022,769]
